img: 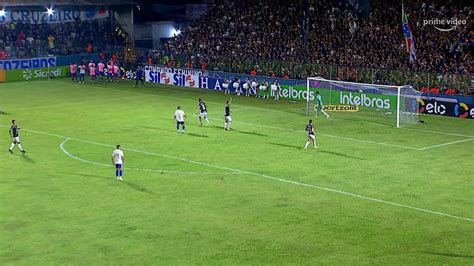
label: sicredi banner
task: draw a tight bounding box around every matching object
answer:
[0,8,109,24]
[0,57,56,70]
[5,66,68,82]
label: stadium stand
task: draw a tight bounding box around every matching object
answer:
[151,0,472,94]
[0,19,125,58]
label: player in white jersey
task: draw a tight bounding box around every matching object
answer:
[243,78,250,97]
[174,106,186,133]
[259,80,268,99]
[111,145,124,181]
[251,79,258,97]
[222,78,230,94]
[233,78,241,96]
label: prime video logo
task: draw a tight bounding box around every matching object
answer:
[423,17,467,32]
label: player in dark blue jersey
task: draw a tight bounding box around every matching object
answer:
[304,119,317,150]
[9,120,26,153]
[198,99,210,126]
[224,97,232,130]
[134,65,145,87]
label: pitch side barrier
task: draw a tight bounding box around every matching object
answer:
[144,64,474,119]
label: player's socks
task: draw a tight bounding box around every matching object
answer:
[304,141,310,150]
[205,118,209,124]
[18,144,24,151]
[119,170,123,177]
[9,143,15,150]
[116,169,119,177]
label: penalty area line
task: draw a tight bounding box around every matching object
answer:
[2,125,473,223]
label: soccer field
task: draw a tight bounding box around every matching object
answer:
[1,78,473,264]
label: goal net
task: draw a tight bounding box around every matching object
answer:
[306,77,422,128]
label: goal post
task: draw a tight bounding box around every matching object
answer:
[306,77,422,128]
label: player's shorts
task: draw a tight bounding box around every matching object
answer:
[316,105,323,111]
[200,112,208,118]
[308,134,315,140]
[13,136,20,143]
[233,83,239,89]
[115,164,122,168]
[98,71,104,75]
[259,86,267,90]
[222,84,229,89]
[71,72,76,77]
[177,121,185,126]
[225,116,232,123]
[243,84,249,89]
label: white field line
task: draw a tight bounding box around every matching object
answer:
[3,125,473,223]
[151,92,473,138]
[59,138,239,175]
[236,121,419,150]
[417,138,474,151]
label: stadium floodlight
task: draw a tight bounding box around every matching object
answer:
[306,77,422,128]
[0,9,6,17]
[46,7,55,16]
[171,28,182,37]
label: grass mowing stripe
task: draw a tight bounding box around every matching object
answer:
[5,124,473,223]
[60,138,240,175]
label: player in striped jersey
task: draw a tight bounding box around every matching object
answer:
[304,119,317,150]
[8,120,26,153]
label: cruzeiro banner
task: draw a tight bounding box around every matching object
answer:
[0,57,56,70]
[0,8,109,24]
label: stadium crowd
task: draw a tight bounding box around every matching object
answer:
[150,0,472,93]
[0,19,124,58]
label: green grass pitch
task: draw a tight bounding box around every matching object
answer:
[0,78,473,264]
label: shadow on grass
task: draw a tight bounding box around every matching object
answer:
[10,152,35,163]
[423,252,474,258]
[268,142,303,150]
[186,132,209,138]
[317,150,364,160]
[235,130,268,137]
[0,110,9,115]
[71,172,155,195]
[267,142,364,160]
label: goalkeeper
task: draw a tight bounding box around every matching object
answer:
[315,91,330,118]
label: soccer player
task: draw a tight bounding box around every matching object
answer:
[251,79,258,97]
[174,106,186,133]
[111,145,124,181]
[134,65,144,87]
[88,60,96,81]
[198,99,209,126]
[222,78,230,94]
[8,120,26,153]
[259,80,269,99]
[224,98,232,131]
[107,62,114,82]
[113,64,119,83]
[243,78,251,97]
[233,77,241,96]
[304,119,317,150]
[97,60,105,80]
[78,63,86,84]
[315,91,330,118]
[69,62,77,82]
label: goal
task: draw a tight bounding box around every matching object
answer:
[306,77,422,128]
